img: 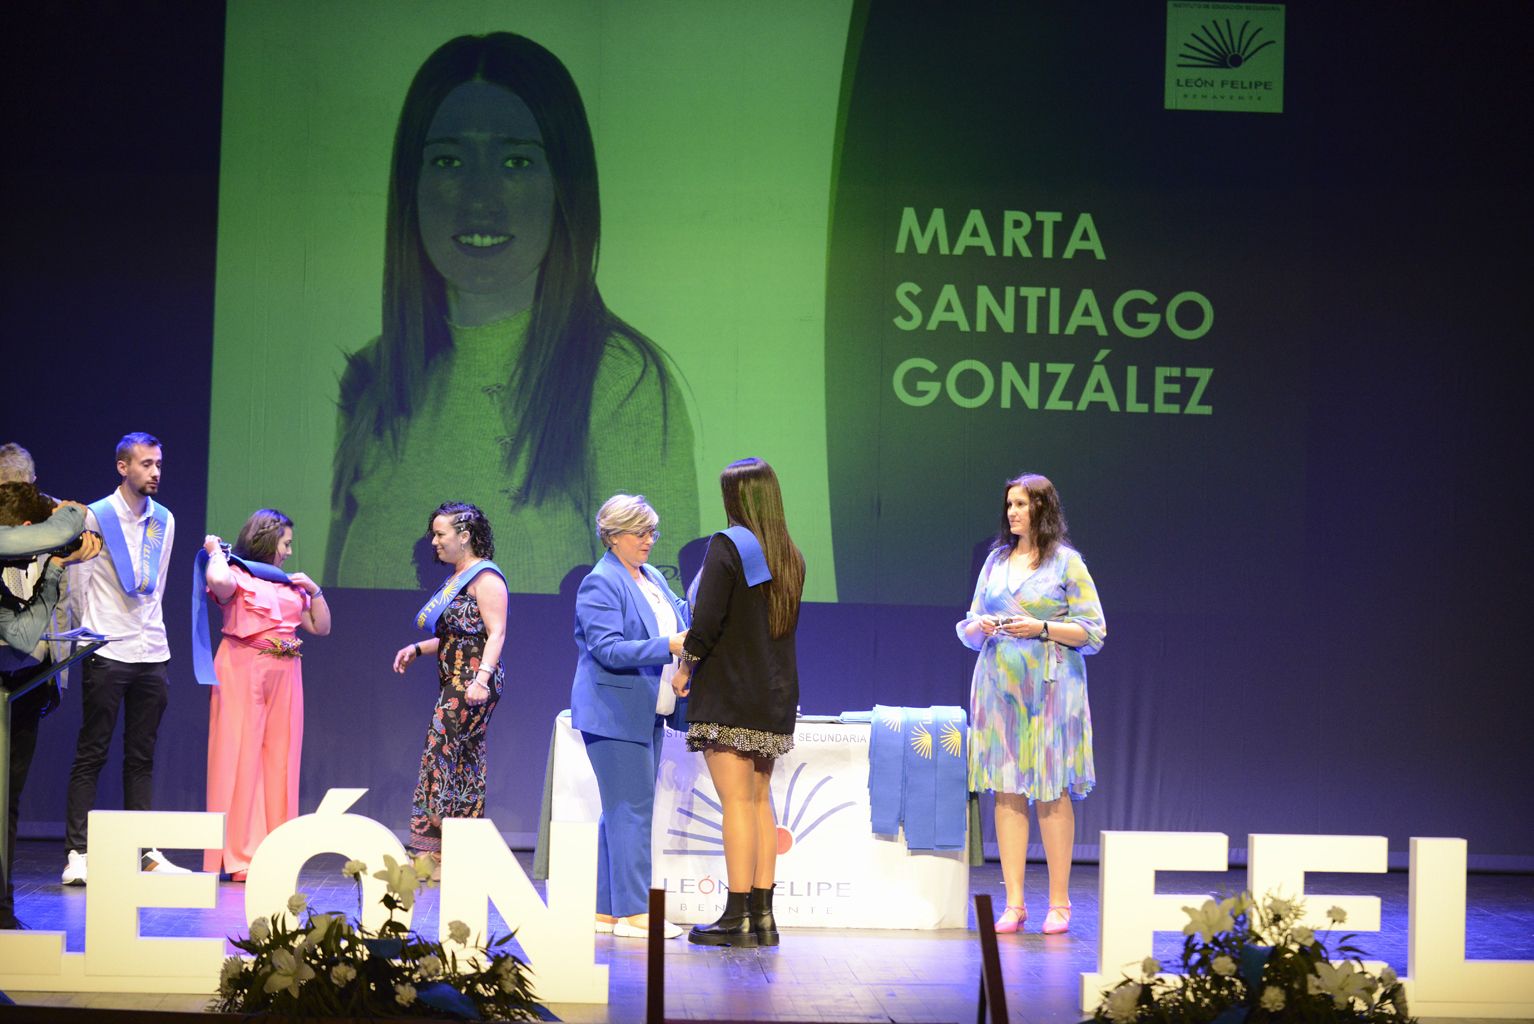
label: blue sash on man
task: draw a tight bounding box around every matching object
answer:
[414,560,506,634]
[191,547,297,686]
[89,496,169,595]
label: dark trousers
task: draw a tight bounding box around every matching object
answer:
[3,661,57,926]
[64,655,168,853]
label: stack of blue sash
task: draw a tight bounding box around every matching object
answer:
[867,705,968,850]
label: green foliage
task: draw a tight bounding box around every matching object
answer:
[1090,892,1413,1024]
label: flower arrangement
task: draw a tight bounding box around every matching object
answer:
[260,637,304,658]
[1092,891,1413,1023]
[211,854,544,1020]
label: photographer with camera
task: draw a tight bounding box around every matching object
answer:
[0,443,90,560]
[1,475,104,929]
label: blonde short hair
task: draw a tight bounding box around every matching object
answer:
[595,493,658,549]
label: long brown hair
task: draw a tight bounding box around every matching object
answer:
[720,457,804,638]
[327,33,681,578]
[992,473,1072,566]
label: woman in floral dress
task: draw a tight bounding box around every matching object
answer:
[392,503,507,871]
[957,474,1105,935]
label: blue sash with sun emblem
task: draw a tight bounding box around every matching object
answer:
[191,548,298,686]
[414,560,505,634]
[867,705,968,850]
[89,496,169,596]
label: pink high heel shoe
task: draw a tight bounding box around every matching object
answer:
[1042,902,1072,934]
[994,904,1027,934]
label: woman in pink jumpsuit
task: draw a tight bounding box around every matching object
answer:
[201,510,331,877]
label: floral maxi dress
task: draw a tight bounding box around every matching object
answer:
[956,545,1106,802]
[409,590,504,853]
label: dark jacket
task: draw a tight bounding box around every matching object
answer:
[682,531,800,734]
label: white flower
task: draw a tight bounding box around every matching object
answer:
[1141,956,1160,978]
[1211,955,1236,977]
[415,953,443,980]
[1313,960,1371,1008]
[1379,965,1398,986]
[412,852,437,882]
[1181,899,1233,942]
[261,947,315,997]
[1103,982,1142,1023]
[248,916,271,943]
[1327,905,1347,924]
[1293,924,1316,947]
[286,893,309,917]
[395,982,417,1006]
[218,956,245,994]
[330,962,357,986]
[447,920,471,945]
[306,912,338,946]
[1267,895,1295,918]
[1259,985,1286,1011]
[373,855,420,910]
[342,859,367,879]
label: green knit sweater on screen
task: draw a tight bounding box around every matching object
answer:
[327,310,698,594]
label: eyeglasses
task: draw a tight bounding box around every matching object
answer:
[626,528,660,541]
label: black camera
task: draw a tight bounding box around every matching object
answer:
[48,529,101,559]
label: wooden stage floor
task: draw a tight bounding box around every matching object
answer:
[3,839,1531,1022]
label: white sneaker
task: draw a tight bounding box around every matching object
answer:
[62,850,87,886]
[613,915,683,940]
[141,849,191,874]
[594,914,616,934]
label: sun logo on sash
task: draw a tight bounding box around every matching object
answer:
[143,517,164,550]
[877,707,903,732]
[940,721,963,758]
[910,723,933,759]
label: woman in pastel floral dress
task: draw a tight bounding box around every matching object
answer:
[957,474,1105,935]
[392,503,508,873]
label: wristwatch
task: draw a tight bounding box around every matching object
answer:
[1039,622,1051,641]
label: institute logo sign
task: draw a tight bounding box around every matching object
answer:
[1165,2,1285,113]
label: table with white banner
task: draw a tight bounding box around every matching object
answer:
[550,711,970,929]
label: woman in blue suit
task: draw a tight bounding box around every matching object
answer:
[571,494,690,939]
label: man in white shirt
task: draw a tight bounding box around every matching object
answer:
[61,433,188,883]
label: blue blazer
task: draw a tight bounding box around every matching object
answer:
[570,551,690,742]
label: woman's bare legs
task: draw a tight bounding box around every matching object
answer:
[994,792,1031,910]
[1035,794,1075,907]
[704,746,762,892]
[750,755,776,887]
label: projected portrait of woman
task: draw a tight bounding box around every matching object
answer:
[325,32,698,592]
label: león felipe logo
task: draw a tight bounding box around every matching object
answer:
[1164,3,1285,114]
[665,762,855,857]
[1176,18,1275,70]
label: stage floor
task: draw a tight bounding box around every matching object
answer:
[4,839,1531,1022]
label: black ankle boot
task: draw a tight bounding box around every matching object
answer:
[688,889,758,947]
[749,886,779,946]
